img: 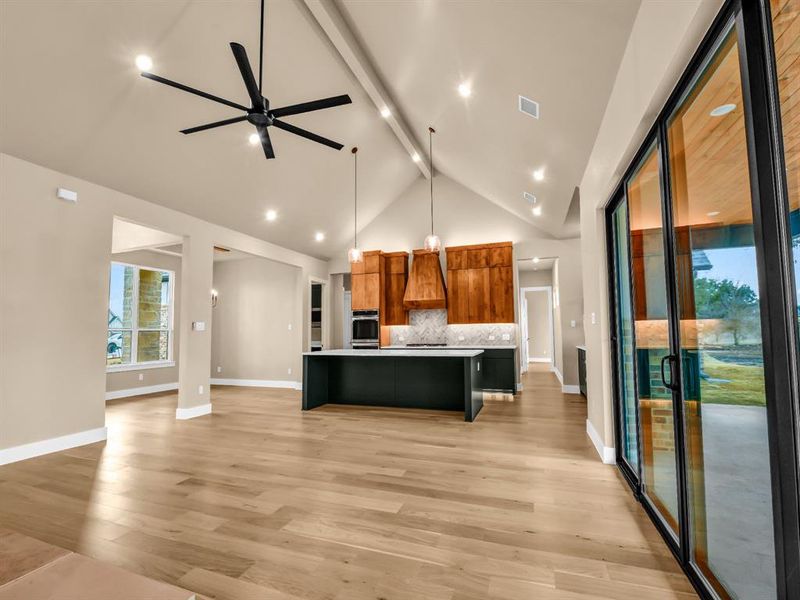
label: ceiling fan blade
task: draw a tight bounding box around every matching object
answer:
[270,94,352,119]
[230,42,264,110]
[257,126,275,159]
[272,119,344,150]
[180,115,248,135]
[141,72,248,112]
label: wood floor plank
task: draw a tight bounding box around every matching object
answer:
[0,365,696,599]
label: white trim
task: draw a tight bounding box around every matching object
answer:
[552,364,564,384]
[210,378,302,390]
[529,357,551,363]
[106,360,175,373]
[586,419,615,464]
[516,383,523,392]
[0,427,107,466]
[562,384,581,395]
[105,382,178,401]
[175,403,212,420]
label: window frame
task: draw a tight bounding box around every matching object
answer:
[106,260,175,372]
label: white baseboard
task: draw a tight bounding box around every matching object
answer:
[105,382,178,401]
[562,384,581,395]
[516,383,523,392]
[175,403,212,420]
[529,358,552,363]
[210,378,301,391]
[0,426,107,466]
[586,419,615,464]
[551,365,563,384]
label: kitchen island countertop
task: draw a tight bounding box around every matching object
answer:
[302,349,483,358]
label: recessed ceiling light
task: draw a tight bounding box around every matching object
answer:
[707,211,720,217]
[380,106,391,118]
[412,153,421,163]
[458,82,472,98]
[135,54,153,72]
[532,257,540,263]
[533,168,545,181]
[710,103,736,117]
[248,132,260,146]
[532,205,542,216]
[265,209,277,221]
[315,232,325,242]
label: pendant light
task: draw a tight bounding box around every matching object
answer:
[423,126,441,253]
[347,147,363,264]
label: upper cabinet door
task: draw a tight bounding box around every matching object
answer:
[351,273,367,310]
[447,249,467,270]
[489,245,512,267]
[467,268,491,323]
[447,269,470,324]
[467,248,490,269]
[490,266,514,322]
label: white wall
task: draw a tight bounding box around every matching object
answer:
[106,249,182,395]
[210,257,300,383]
[525,289,551,362]
[578,0,724,454]
[0,153,329,454]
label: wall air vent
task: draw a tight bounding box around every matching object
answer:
[519,95,540,119]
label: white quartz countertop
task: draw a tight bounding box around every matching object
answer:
[382,345,516,350]
[303,349,484,357]
[576,345,587,351]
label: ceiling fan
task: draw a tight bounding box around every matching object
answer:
[140,0,352,159]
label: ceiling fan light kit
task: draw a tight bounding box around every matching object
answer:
[140,0,351,160]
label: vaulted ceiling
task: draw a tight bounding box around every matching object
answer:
[0,0,641,258]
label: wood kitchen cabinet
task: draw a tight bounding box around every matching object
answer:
[382,251,409,326]
[351,251,383,310]
[350,250,408,324]
[445,242,514,324]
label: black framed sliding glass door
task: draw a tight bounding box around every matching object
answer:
[664,20,775,598]
[604,1,800,598]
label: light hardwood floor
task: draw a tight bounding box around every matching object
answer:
[0,365,696,599]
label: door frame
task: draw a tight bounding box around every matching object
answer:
[519,286,554,370]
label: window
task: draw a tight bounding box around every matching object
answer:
[107,262,174,369]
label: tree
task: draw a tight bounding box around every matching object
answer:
[693,277,759,345]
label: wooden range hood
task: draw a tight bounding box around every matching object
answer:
[403,249,447,310]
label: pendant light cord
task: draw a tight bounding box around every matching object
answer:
[429,127,435,235]
[258,0,265,92]
[353,147,358,248]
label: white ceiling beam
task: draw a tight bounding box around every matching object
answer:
[302,0,431,179]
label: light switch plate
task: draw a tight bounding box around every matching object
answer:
[192,321,206,331]
[288,368,292,375]
[216,366,222,373]
[138,373,144,381]
[288,323,292,331]
[502,333,510,341]
[198,385,204,395]
[591,312,596,324]
[570,320,576,328]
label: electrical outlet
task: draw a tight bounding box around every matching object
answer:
[571,320,576,328]
[198,385,204,395]
[458,335,465,341]
[488,335,496,341]
[501,333,510,341]
[288,368,292,375]
[398,335,405,342]
[138,373,144,381]
[216,366,222,373]
[591,312,596,325]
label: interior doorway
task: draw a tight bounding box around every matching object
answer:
[519,286,554,371]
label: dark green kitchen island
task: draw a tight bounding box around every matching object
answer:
[302,349,484,421]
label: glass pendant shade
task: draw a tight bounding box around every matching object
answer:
[424,234,441,253]
[348,247,363,264]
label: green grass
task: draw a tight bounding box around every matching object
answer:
[699,353,766,406]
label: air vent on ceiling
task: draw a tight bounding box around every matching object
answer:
[523,191,537,204]
[519,95,540,119]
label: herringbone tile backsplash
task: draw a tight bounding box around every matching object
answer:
[388,309,517,346]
